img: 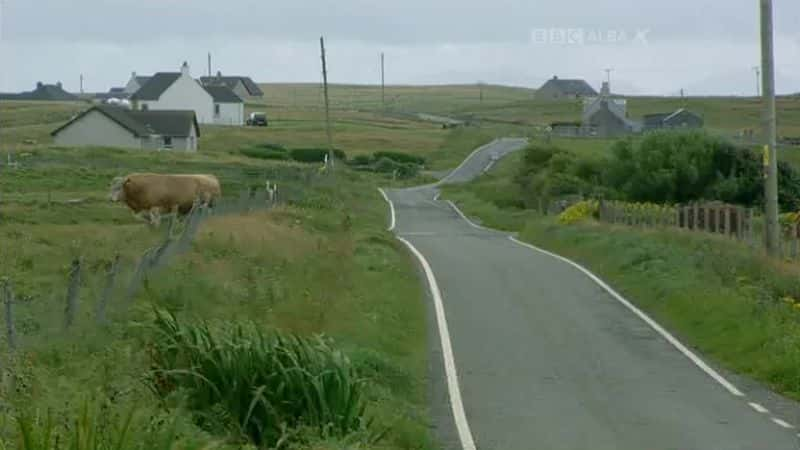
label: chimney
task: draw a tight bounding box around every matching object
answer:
[181,61,190,77]
[36,81,43,89]
[56,81,63,89]
[553,75,558,80]
[132,71,136,78]
[217,70,222,78]
[601,81,610,97]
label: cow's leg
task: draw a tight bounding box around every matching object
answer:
[148,208,162,228]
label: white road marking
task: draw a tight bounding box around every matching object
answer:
[437,139,501,185]
[447,201,493,232]
[434,192,441,201]
[749,402,769,414]
[506,236,745,397]
[396,236,477,450]
[771,418,794,429]
[377,188,396,231]
[483,160,496,173]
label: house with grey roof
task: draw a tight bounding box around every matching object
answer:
[200,71,264,102]
[130,62,215,124]
[644,108,704,131]
[535,76,598,100]
[204,86,244,126]
[51,104,200,151]
[124,72,152,95]
[0,82,79,101]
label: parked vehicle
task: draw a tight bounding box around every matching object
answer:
[247,112,268,127]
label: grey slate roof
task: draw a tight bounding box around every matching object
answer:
[134,76,151,86]
[130,73,181,100]
[0,83,79,101]
[204,85,243,103]
[200,75,264,96]
[541,78,598,96]
[51,105,199,138]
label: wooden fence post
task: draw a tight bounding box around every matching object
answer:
[724,207,731,238]
[692,203,699,230]
[3,279,16,351]
[64,258,82,330]
[96,254,120,325]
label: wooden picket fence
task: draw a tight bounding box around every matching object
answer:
[598,200,758,243]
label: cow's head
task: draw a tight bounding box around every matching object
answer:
[109,176,127,202]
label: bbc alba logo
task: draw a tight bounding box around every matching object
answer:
[531,28,651,46]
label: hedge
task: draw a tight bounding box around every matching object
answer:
[290,148,347,163]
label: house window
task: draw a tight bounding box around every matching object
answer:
[141,103,149,111]
[214,104,221,117]
[163,136,173,149]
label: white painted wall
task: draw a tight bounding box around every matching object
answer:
[140,74,214,124]
[213,102,244,126]
[53,110,142,149]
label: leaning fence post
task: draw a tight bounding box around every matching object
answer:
[3,279,17,351]
[64,258,82,330]
[96,254,120,325]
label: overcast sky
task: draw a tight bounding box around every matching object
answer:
[1,0,799,95]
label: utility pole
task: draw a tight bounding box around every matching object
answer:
[760,0,779,256]
[753,66,761,96]
[478,81,484,104]
[79,74,84,95]
[208,52,212,78]
[320,36,334,170]
[604,68,614,85]
[380,52,385,110]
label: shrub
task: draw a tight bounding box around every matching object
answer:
[373,157,399,174]
[349,154,373,166]
[240,147,289,161]
[290,148,347,163]
[256,142,288,152]
[558,200,599,225]
[148,311,370,447]
[372,151,425,166]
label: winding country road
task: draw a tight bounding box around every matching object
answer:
[381,138,800,450]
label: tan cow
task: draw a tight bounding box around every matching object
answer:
[110,173,222,226]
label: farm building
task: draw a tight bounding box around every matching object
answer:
[584,99,641,137]
[204,86,244,126]
[200,71,264,102]
[0,82,79,101]
[535,76,598,100]
[130,62,215,124]
[51,104,200,151]
[644,109,704,131]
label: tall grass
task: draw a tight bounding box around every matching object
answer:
[148,311,371,448]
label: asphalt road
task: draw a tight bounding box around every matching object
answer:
[383,138,800,450]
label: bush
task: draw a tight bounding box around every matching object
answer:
[558,200,599,224]
[372,151,425,166]
[290,148,347,163]
[349,154,373,166]
[255,142,288,152]
[240,147,289,161]
[148,311,370,448]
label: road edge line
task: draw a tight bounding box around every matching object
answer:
[437,139,500,185]
[397,237,478,450]
[446,200,492,232]
[378,187,477,450]
[377,188,396,231]
[506,235,745,398]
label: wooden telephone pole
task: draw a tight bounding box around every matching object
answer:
[320,37,334,169]
[760,0,779,256]
[381,52,385,110]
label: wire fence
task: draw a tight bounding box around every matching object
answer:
[0,182,299,364]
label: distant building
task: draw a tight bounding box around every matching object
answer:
[644,108,704,131]
[0,82,79,101]
[51,104,200,151]
[130,62,215,124]
[204,86,244,126]
[200,71,264,102]
[124,72,152,96]
[535,76,598,100]
[584,99,641,137]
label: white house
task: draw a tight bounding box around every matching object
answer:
[200,71,264,102]
[130,62,215,124]
[51,105,200,151]
[123,72,151,95]
[204,86,244,126]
